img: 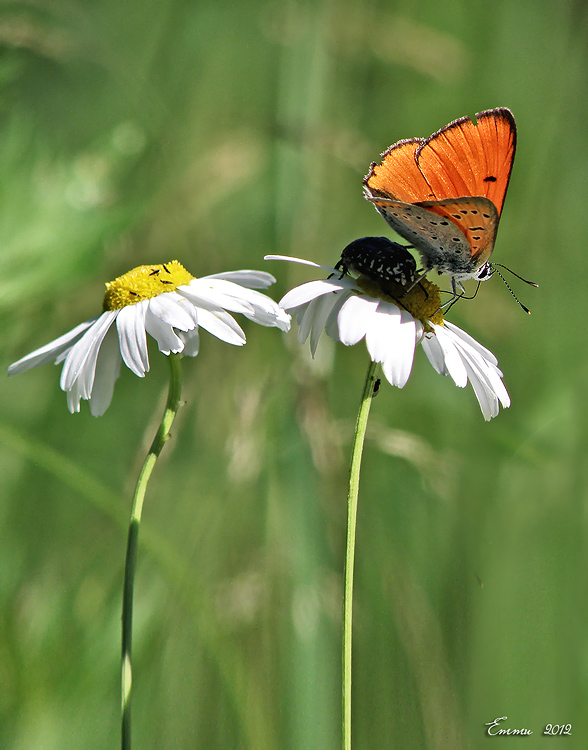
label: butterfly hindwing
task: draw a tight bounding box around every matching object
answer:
[368,198,478,276]
[417,197,499,266]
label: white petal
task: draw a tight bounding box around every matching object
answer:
[182,279,290,331]
[148,293,198,332]
[421,334,447,376]
[308,290,340,355]
[145,311,184,355]
[364,301,401,364]
[295,288,347,348]
[337,294,378,346]
[422,323,510,419]
[461,358,499,420]
[294,303,310,335]
[481,361,509,406]
[377,306,418,388]
[88,326,123,416]
[430,324,468,388]
[267,306,291,331]
[279,278,349,311]
[66,379,83,413]
[116,302,150,377]
[180,279,253,314]
[8,319,97,376]
[196,307,246,345]
[238,291,291,330]
[297,297,318,345]
[443,321,499,366]
[264,255,339,273]
[442,325,509,405]
[205,270,276,289]
[179,328,200,357]
[325,293,350,340]
[60,312,118,394]
[452,338,510,408]
[144,294,197,355]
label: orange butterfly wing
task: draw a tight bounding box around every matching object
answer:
[364,108,516,212]
[414,108,516,214]
[364,137,434,203]
[417,197,499,265]
[363,108,516,278]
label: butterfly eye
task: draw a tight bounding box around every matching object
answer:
[475,263,493,281]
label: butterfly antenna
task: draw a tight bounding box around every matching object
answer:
[490,266,532,314]
[489,263,539,287]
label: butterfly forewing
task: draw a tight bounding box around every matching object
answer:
[415,108,516,214]
[364,138,433,203]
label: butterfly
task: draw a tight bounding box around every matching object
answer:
[363,108,517,296]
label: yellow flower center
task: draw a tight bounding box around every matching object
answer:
[356,276,444,327]
[103,261,194,311]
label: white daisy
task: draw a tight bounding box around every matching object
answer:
[265,253,510,420]
[8,261,291,416]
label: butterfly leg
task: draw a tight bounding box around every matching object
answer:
[435,277,467,314]
[402,267,431,296]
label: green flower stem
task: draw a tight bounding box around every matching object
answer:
[342,359,379,750]
[121,353,183,750]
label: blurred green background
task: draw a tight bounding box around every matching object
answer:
[0,0,586,747]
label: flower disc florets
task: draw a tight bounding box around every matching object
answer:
[355,275,444,328]
[103,261,194,311]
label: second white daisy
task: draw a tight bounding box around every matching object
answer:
[266,248,509,420]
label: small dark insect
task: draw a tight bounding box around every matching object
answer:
[335,236,417,289]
